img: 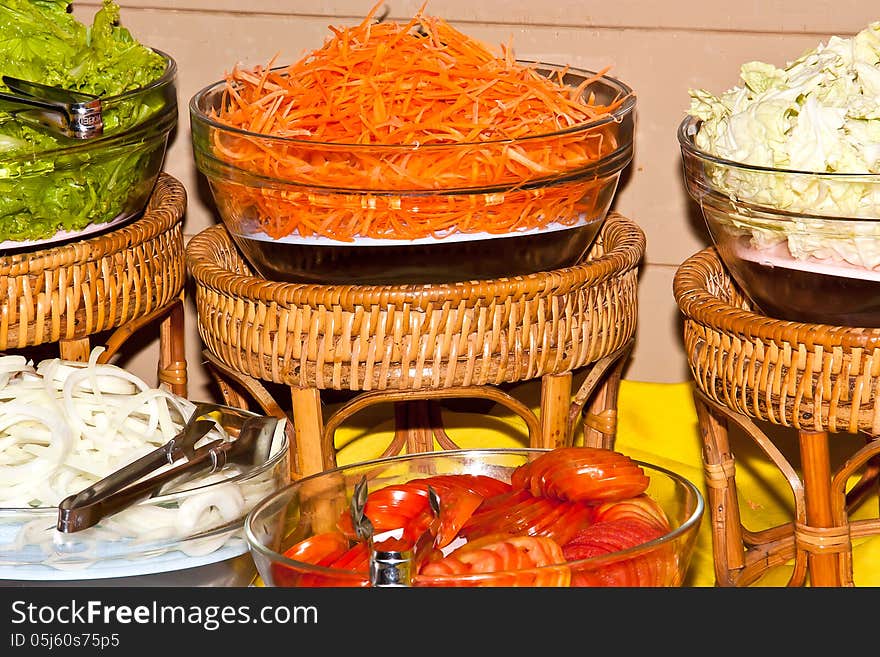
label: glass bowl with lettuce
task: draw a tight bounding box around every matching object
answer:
[678,22,880,327]
[0,0,177,251]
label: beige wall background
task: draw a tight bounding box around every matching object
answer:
[70,1,879,401]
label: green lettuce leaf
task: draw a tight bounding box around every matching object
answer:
[0,0,171,243]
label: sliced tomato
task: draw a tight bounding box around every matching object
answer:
[271,531,370,587]
[431,486,484,547]
[467,488,533,517]
[412,473,512,498]
[337,483,431,539]
[593,494,671,531]
[529,498,584,535]
[460,490,564,540]
[337,479,484,549]
[538,501,595,545]
[562,518,674,586]
[328,541,371,572]
[511,447,649,503]
[282,531,350,566]
[415,535,571,587]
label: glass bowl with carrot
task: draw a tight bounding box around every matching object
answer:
[189,7,636,285]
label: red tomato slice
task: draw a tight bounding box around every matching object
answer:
[538,501,595,545]
[337,483,431,538]
[562,518,674,586]
[282,531,350,566]
[337,479,484,549]
[328,541,371,572]
[411,473,512,498]
[432,487,484,547]
[529,498,581,535]
[593,494,671,531]
[512,447,649,503]
[459,490,564,540]
[271,531,370,587]
[469,488,533,517]
[415,535,571,587]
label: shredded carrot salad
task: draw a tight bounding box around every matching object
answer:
[208,4,634,242]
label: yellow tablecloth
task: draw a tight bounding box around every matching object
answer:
[332,378,880,587]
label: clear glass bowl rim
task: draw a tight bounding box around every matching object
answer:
[0,429,290,570]
[678,114,880,180]
[189,60,636,152]
[244,446,705,581]
[0,48,178,166]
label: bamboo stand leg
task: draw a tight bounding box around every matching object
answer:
[540,373,572,449]
[799,430,842,587]
[694,395,746,586]
[158,296,187,397]
[290,387,327,478]
[59,337,91,362]
[582,356,626,449]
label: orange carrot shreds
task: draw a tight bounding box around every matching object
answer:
[208,7,634,242]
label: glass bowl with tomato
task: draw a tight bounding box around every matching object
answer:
[244,447,704,587]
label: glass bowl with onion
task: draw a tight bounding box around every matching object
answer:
[245,448,704,587]
[189,12,635,285]
[0,353,289,586]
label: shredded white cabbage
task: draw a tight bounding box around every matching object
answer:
[687,21,880,269]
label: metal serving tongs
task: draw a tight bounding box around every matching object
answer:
[56,402,280,533]
[350,476,442,587]
[0,76,103,139]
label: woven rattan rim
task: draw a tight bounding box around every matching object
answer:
[0,173,186,349]
[0,173,185,277]
[673,247,880,350]
[186,211,645,312]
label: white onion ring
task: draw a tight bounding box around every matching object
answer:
[0,347,284,571]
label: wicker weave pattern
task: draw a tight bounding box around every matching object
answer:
[673,247,880,435]
[186,213,644,392]
[0,174,186,350]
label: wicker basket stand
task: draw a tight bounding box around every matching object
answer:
[0,173,188,395]
[186,212,645,479]
[674,246,880,587]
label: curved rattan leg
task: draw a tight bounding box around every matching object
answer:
[201,349,301,479]
[201,350,285,416]
[841,437,880,515]
[694,389,808,586]
[321,385,544,468]
[400,400,439,454]
[157,296,187,397]
[829,437,880,586]
[93,296,188,396]
[693,393,747,586]
[571,338,633,449]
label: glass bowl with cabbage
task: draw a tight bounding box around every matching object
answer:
[678,21,880,327]
[0,1,177,250]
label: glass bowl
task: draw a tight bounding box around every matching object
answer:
[679,115,880,327]
[189,63,635,285]
[0,426,289,585]
[245,448,703,587]
[0,49,178,252]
